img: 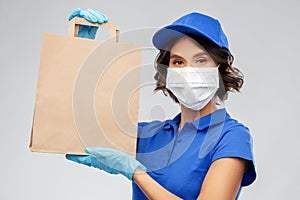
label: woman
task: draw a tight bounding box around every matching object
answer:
[67,9,256,200]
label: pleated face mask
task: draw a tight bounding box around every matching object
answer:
[166,66,219,110]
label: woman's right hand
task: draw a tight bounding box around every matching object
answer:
[66,147,146,180]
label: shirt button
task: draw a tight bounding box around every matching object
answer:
[164,124,171,129]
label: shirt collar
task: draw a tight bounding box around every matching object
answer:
[164,108,228,131]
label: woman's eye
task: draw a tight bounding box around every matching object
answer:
[173,60,184,65]
[196,59,207,64]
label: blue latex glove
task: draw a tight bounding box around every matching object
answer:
[68,8,109,39]
[66,148,146,180]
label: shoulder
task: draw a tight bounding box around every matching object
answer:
[138,121,161,127]
[222,116,252,143]
[199,112,252,159]
[208,112,254,162]
[137,120,168,138]
[138,120,166,129]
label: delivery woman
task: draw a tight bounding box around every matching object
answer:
[66,8,256,200]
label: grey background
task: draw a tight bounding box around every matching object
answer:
[1,0,299,199]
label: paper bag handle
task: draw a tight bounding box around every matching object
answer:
[68,17,120,43]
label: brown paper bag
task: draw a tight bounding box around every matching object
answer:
[30,17,141,156]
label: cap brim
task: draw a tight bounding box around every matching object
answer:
[152,25,218,50]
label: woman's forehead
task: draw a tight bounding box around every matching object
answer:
[170,36,208,57]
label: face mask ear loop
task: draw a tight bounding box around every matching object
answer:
[216,64,221,75]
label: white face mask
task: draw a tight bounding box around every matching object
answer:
[166,66,219,111]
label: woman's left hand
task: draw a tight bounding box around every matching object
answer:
[66,148,146,180]
[68,8,108,39]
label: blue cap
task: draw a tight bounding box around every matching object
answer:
[152,12,230,51]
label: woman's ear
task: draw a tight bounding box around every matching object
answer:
[227,55,234,65]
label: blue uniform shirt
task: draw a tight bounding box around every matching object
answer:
[132,108,256,200]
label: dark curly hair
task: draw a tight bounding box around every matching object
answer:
[153,34,244,102]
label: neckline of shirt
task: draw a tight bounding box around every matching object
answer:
[164,108,229,132]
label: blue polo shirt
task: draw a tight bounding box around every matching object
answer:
[132,108,256,200]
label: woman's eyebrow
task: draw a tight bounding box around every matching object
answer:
[170,52,208,59]
[170,54,183,59]
[192,52,208,58]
